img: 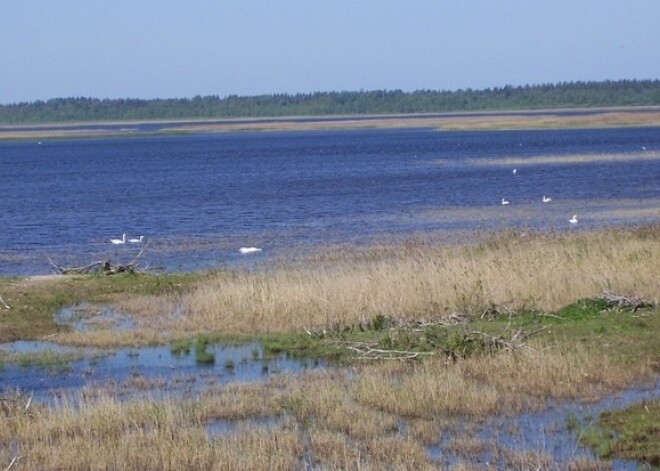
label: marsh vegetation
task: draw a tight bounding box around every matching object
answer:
[0,226,658,469]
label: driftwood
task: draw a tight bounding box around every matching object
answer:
[47,242,149,275]
[326,340,436,360]
[311,321,546,361]
[468,324,548,353]
[0,294,10,310]
[599,291,653,312]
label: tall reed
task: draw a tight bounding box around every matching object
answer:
[179,227,659,334]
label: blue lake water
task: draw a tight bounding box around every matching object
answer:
[1,126,659,275]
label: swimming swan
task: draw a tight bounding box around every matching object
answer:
[501,198,510,205]
[569,215,578,224]
[128,236,144,243]
[110,234,126,244]
[542,196,552,203]
[239,247,262,254]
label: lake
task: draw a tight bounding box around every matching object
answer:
[1,126,658,275]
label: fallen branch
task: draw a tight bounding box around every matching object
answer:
[46,244,150,275]
[48,256,106,274]
[345,345,435,360]
[4,456,21,471]
[600,291,653,312]
[0,294,10,310]
[468,325,547,353]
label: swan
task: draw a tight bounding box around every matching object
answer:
[569,215,578,224]
[128,235,144,243]
[239,247,262,254]
[512,168,517,175]
[501,198,510,205]
[542,196,552,203]
[110,233,126,244]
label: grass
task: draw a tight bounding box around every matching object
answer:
[582,399,660,466]
[0,226,658,469]
[0,271,202,343]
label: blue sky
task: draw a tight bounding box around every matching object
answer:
[1,1,658,104]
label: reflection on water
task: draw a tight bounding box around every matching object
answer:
[0,340,323,404]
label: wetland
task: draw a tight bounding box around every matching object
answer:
[1,122,659,469]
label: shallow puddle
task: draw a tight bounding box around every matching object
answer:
[428,377,660,469]
[0,340,323,403]
[55,302,136,332]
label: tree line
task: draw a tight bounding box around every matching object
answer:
[1,79,659,124]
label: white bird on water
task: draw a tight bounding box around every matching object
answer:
[512,168,517,175]
[542,196,552,203]
[110,233,126,244]
[239,247,262,254]
[569,214,578,224]
[501,198,510,205]
[128,235,144,243]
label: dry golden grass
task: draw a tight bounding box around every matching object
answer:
[173,227,659,336]
[438,110,660,131]
[1,336,641,470]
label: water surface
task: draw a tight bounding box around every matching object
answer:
[1,127,658,274]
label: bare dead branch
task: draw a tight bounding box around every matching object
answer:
[0,294,10,310]
[600,291,653,311]
[4,456,21,471]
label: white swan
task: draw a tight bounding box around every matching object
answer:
[542,196,552,203]
[501,198,510,205]
[239,247,262,254]
[128,235,144,243]
[569,215,578,224]
[512,168,517,175]
[110,233,126,244]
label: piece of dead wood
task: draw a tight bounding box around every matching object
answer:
[327,340,435,360]
[47,243,149,275]
[0,294,10,310]
[48,256,106,274]
[468,325,548,353]
[4,456,21,471]
[600,291,653,312]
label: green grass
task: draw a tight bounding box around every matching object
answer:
[583,399,660,466]
[170,339,192,356]
[0,272,203,342]
[194,335,215,364]
[258,295,659,368]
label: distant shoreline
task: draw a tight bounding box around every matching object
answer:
[2,106,660,140]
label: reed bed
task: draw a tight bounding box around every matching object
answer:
[175,227,659,336]
[4,226,657,468]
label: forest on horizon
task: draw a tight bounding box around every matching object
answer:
[1,79,659,124]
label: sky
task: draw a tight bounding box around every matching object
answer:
[1,1,659,105]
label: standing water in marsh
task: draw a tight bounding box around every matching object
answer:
[1,126,659,275]
[0,340,323,403]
